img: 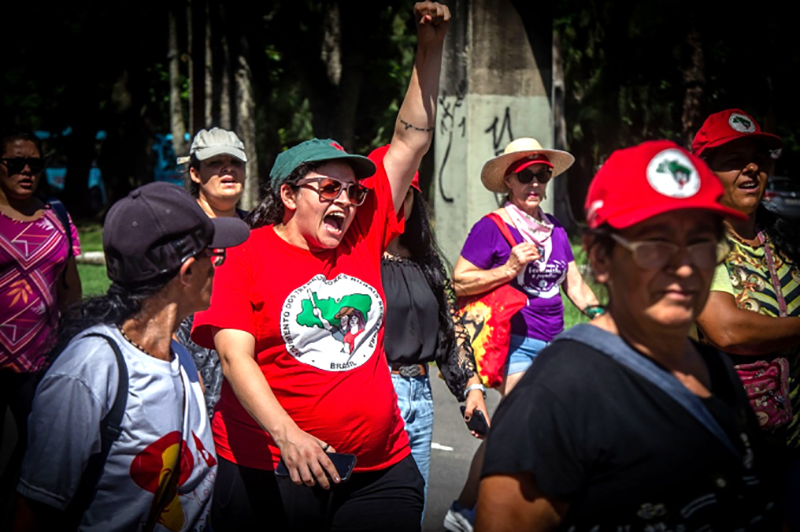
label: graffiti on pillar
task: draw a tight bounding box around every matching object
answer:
[484,107,515,206]
[437,79,467,203]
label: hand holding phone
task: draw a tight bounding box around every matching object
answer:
[275,452,357,483]
[460,405,489,436]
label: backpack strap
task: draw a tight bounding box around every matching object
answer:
[45,198,74,258]
[555,323,740,457]
[45,198,75,291]
[64,332,129,528]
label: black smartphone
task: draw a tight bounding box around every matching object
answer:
[275,452,358,482]
[460,405,489,436]
[327,452,357,482]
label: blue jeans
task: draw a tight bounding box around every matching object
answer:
[391,373,433,519]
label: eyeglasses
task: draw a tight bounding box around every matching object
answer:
[296,177,369,206]
[192,247,226,267]
[611,234,729,270]
[516,168,552,185]
[0,157,45,175]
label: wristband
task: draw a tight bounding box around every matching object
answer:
[582,305,606,319]
[465,383,487,399]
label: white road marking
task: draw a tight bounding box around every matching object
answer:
[431,442,453,452]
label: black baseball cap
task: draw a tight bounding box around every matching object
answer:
[104,182,249,284]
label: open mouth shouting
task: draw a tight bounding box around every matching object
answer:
[324,210,348,236]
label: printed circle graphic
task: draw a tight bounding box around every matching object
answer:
[130,431,193,532]
[280,274,383,372]
[728,113,756,133]
[646,149,700,198]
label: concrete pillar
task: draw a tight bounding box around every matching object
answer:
[434,0,554,265]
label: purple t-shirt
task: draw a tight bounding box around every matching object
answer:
[460,214,574,342]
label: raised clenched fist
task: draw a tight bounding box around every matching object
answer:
[414,2,451,46]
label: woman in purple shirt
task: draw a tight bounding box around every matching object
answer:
[445,138,599,532]
[454,138,599,395]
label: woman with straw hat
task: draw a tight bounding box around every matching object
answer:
[445,138,600,532]
[454,137,599,395]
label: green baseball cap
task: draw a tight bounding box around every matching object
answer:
[269,138,376,189]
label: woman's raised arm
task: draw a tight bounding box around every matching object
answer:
[383,1,450,212]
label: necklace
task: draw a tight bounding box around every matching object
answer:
[382,251,411,262]
[116,324,156,358]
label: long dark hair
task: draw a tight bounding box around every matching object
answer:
[187,153,201,197]
[48,279,172,364]
[246,161,324,229]
[400,190,460,365]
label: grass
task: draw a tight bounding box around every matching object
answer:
[77,263,112,296]
[76,223,111,296]
[562,234,608,329]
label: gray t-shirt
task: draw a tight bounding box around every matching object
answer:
[18,323,217,532]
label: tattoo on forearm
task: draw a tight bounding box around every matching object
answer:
[399,117,435,133]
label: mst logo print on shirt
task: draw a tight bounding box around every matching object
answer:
[130,431,217,531]
[281,274,383,371]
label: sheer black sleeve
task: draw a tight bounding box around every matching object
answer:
[435,280,477,402]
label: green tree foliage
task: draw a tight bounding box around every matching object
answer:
[556,0,798,218]
[4,0,797,220]
[2,0,419,218]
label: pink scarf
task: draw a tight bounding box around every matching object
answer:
[503,202,553,271]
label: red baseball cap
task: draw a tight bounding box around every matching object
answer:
[505,157,554,175]
[691,109,782,158]
[366,144,420,191]
[585,140,746,229]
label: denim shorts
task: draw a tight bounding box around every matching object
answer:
[505,334,549,376]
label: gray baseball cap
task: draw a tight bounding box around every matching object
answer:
[184,128,247,163]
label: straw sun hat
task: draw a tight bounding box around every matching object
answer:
[480,138,575,193]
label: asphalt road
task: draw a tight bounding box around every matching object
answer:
[423,374,501,532]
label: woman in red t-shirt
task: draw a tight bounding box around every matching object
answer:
[191,4,450,531]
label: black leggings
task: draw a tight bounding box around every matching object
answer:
[0,371,38,526]
[212,454,424,532]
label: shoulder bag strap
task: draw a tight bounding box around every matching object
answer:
[45,197,74,258]
[486,212,518,248]
[45,197,74,291]
[756,230,789,317]
[65,332,129,528]
[555,324,740,457]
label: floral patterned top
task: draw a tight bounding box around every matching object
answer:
[0,207,81,373]
[711,229,800,451]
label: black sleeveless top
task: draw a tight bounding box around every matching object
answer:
[381,256,440,365]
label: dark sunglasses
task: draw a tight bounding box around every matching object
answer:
[187,247,226,267]
[516,168,552,185]
[0,157,46,175]
[296,177,369,206]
